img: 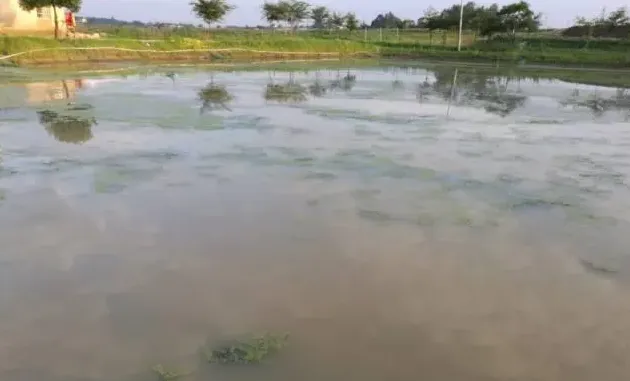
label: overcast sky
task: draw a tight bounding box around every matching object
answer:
[80,0,629,28]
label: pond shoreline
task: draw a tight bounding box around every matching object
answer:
[1,62,630,381]
[0,48,378,67]
[1,36,629,69]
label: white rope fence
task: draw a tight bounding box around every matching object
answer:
[71,58,344,75]
[0,46,375,62]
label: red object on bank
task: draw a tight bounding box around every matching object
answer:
[66,11,75,27]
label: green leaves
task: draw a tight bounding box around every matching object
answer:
[261,1,310,30]
[311,6,330,29]
[345,12,359,31]
[190,0,235,26]
[329,12,345,29]
[18,0,82,12]
[416,1,540,38]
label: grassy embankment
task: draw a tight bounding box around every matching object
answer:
[0,33,377,66]
[377,38,630,68]
[1,29,630,67]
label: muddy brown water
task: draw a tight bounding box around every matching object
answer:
[1,63,630,381]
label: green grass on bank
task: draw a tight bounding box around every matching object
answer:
[0,35,377,66]
[378,44,630,68]
[1,32,630,68]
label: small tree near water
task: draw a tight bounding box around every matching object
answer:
[345,12,359,31]
[19,0,82,39]
[190,0,235,29]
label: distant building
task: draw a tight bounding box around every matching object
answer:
[0,0,67,33]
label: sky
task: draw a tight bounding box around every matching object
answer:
[80,0,629,28]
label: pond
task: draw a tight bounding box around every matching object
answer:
[1,61,630,381]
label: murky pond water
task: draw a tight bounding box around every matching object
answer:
[1,62,630,381]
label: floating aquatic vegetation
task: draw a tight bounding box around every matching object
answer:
[198,82,234,113]
[202,332,289,364]
[152,364,187,381]
[579,258,618,277]
[264,81,307,104]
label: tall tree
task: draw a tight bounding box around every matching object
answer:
[476,4,503,37]
[19,0,82,39]
[329,12,345,29]
[311,6,330,29]
[262,2,284,28]
[606,7,629,28]
[498,1,540,38]
[370,12,402,29]
[345,12,359,31]
[282,0,310,32]
[399,19,415,29]
[190,0,235,28]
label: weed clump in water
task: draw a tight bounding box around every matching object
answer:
[203,332,289,364]
[152,364,187,381]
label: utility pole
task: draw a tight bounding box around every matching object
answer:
[457,0,464,51]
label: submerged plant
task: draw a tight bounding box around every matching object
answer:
[264,82,307,103]
[152,364,187,381]
[203,332,289,364]
[198,82,234,113]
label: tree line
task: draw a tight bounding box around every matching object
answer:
[356,1,544,39]
[16,0,630,41]
[190,0,630,41]
[193,0,361,31]
[418,1,541,38]
[565,7,630,38]
[189,0,545,37]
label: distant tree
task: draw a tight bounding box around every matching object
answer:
[567,7,629,39]
[190,0,235,28]
[262,2,284,28]
[282,0,310,31]
[417,7,437,28]
[370,12,402,29]
[437,3,464,30]
[418,7,442,44]
[574,16,592,27]
[399,19,415,29]
[345,12,359,31]
[329,12,345,29]
[311,6,330,29]
[19,0,82,39]
[573,15,596,42]
[498,1,541,38]
[606,7,629,28]
[476,4,503,37]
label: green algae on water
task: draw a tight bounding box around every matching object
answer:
[203,332,289,364]
[152,364,188,381]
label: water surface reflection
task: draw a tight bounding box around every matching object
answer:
[0,63,630,381]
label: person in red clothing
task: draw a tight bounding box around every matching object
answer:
[65,10,76,38]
